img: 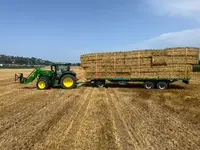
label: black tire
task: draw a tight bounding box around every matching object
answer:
[60,74,76,89]
[157,81,168,90]
[41,77,51,89]
[144,81,154,89]
[36,78,49,90]
[96,80,105,88]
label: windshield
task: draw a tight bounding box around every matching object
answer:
[57,65,68,73]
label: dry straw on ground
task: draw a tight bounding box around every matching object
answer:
[0,68,200,149]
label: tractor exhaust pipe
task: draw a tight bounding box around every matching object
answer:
[15,73,24,83]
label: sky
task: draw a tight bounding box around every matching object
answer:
[0,0,200,62]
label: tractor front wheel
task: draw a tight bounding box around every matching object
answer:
[36,78,49,90]
[61,75,76,89]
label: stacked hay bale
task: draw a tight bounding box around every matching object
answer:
[81,47,199,79]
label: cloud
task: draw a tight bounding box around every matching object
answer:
[129,28,200,49]
[125,1,200,50]
[148,0,200,20]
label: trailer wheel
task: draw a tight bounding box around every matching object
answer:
[157,81,168,90]
[96,80,105,88]
[144,81,154,89]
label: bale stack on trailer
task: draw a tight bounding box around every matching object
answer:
[81,47,199,79]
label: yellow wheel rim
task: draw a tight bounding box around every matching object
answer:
[38,81,46,89]
[63,77,74,88]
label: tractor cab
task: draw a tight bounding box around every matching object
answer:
[51,63,71,75]
[49,63,77,89]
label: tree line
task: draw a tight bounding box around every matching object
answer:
[0,54,53,66]
[0,54,81,66]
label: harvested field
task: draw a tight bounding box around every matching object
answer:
[0,67,200,150]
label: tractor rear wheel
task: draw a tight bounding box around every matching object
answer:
[61,75,76,89]
[36,78,49,90]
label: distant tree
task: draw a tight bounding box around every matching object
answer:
[75,63,80,66]
[0,54,53,65]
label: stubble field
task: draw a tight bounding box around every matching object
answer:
[0,67,200,150]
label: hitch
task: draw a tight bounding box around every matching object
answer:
[15,73,24,83]
[76,81,86,85]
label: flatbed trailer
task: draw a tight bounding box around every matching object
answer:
[81,47,200,89]
[85,78,190,89]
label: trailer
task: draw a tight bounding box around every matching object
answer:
[86,77,189,89]
[81,47,200,89]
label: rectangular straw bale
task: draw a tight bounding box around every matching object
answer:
[108,73,131,78]
[152,65,193,72]
[165,47,199,56]
[156,72,190,78]
[152,56,167,65]
[131,65,192,73]
[130,72,190,78]
[125,58,152,65]
[131,64,152,71]
[85,70,191,79]
[167,64,193,72]
[124,50,156,58]
[166,56,199,65]
[82,52,126,62]
[84,72,107,79]
[85,64,193,74]
[84,72,184,79]
[152,50,167,56]
[85,65,132,73]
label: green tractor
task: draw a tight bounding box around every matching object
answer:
[15,63,77,90]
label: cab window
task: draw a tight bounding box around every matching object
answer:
[57,65,67,73]
[51,66,56,72]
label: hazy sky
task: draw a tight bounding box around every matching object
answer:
[0,0,200,62]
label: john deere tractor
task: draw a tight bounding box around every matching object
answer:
[15,63,77,90]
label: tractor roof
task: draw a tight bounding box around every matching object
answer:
[52,63,71,66]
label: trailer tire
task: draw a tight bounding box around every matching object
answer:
[157,81,168,90]
[96,80,105,88]
[144,81,154,89]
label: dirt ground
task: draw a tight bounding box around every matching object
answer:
[0,67,199,150]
